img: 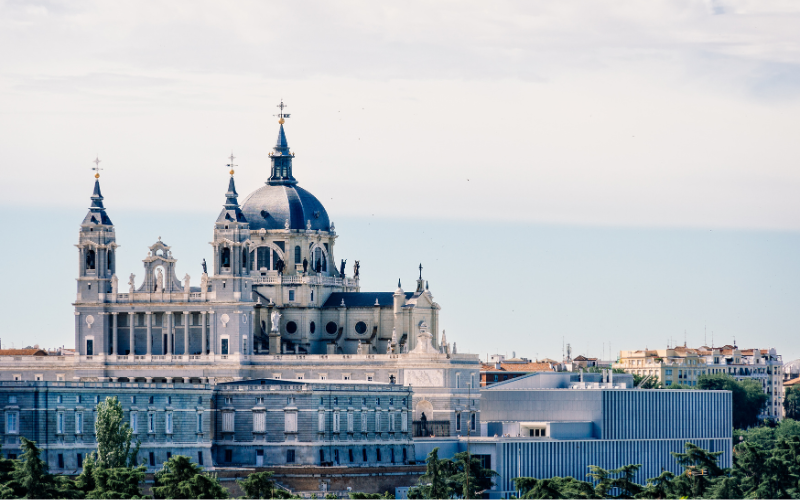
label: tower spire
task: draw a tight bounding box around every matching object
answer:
[217,154,247,224]
[268,100,297,186]
[82,157,112,226]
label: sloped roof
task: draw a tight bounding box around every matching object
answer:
[0,349,48,356]
[322,292,414,308]
[784,377,800,387]
[480,362,555,373]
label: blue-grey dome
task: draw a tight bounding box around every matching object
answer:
[240,184,330,231]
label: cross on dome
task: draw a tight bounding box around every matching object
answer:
[227,152,237,176]
[92,156,102,178]
[274,99,291,124]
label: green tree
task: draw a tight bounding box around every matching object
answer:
[704,475,743,499]
[152,455,227,499]
[734,440,770,498]
[94,397,140,469]
[514,476,597,499]
[10,437,58,499]
[87,465,147,499]
[586,466,613,498]
[609,464,642,498]
[238,471,276,499]
[450,451,497,499]
[408,447,453,499]
[669,442,723,498]
[348,493,393,499]
[784,387,800,420]
[697,373,768,429]
[634,471,673,499]
[0,444,17,499]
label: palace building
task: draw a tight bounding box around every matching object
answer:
[2,106,480,451]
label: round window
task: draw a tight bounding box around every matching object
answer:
[325,322,338,334]
[355,321,367,334]
[285,321,297,334]
[310,321,316,334]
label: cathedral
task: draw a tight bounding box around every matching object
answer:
[65,107,480,433]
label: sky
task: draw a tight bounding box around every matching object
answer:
[1,0,799,361]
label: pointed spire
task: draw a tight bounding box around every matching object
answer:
[82,159,112,226]
[216,159,247,224]
[268,101,298,186]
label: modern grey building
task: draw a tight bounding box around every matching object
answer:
[0,378,413,472]
[415,372,732,499]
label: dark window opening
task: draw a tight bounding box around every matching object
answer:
[257,247,270,270]
[86,249,96,270]
[86,339,94,356]
[362,448,367,461]
[355,322,367,334]
[198,451,203,466]
[295,246,301,264]
[391,448,395,463]
[225,449,232,463]
[107,251,112,271]
[325,322,338,334]
[310,321,316,333]
[241,249,247,269]
[349,449,354,462]
[77,453,83,468]
[334,449,340,464]
[403,448,407,463]
[377,449,382,461]
[221,338,229,355]
[221,247,231,268]
[57,454,64,468]
[287,450,295,463]
[149,452,155,466]
[166,452,172,460]
[319,450,324,463]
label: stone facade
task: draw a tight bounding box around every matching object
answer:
[0,379,412,472]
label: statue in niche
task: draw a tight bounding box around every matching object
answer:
[200,273,208,292]
[110,274,118,294]
[315,260,321,273]
[85,249,95,269]
[302,257,308,274]
[357,341,363,355]
[183,274,191,292]
[284,219,290,230]
[276,258,285,274]
[270,310,281,333]
[202,258,207,274]
[452,342,457,354]
[155,268,164,292]
[128,273,136,294]
[353,261,360,278]
[386,341,392,354]
[339,259,347,277]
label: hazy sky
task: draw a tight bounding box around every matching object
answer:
[1,1,799,361]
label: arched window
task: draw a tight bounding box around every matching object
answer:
[241,248,247,269]
[312,246,328,273]
[107,251,112,272]
[86,249,96,270]
[220,247,231,268]
[295,246,301,264]
[256,245,284,271]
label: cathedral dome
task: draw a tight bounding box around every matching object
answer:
[241,184,330,231]
[240,118,331,231]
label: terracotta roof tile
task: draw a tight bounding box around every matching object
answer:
[0,349,48,356]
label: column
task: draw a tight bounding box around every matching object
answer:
[166,312,172,355]
[208,311,215,355]
[183,311,190,356]
[129,313,135,356]
[112,313,118,355]
[146,312,152,355]
[250,311,256,355]
[201,312,207,356]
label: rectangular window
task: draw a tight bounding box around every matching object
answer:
[288,290,295,301]
[57,395,62,404]
[471,413,476,431]
[167,396,172,405]
[221,338,229,355]
[149,452,155,466]
[347,412,353,432]
[75,413,83,434]
[86,339,94,356]
[223,412,235,432]
[7,412,18,434]
[286,450,295,463]
[333,412,340,432]
[456,413,461,432]
[197,413,203,433]
[57,413,65,434]
[166,413,173,434]
[58,454,64,469]
[225,449,233,462]
[77,453,83,468]
[401,412,408,432]
[253,412,266,433]
[148,413,155,433]
[390,412,396,431]
[198,451,203,466]
[375,411,381,432]
[361,412,367,432]
[8,396,16,404]
[310,290,314,302]
[285,412,297,433]
[131,412,138,434]
[257,247,269,270]
[167,452,171,460]
[318,412,325,431]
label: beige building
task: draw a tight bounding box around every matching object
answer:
[614,345,784,420]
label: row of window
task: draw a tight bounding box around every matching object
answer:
[220,447,409,465]
[320,410,409,433]
[48,451,204,469]
[220,245,330,273]
[324,397,407,407]
[129,411,203,434]
[10,395,204,405]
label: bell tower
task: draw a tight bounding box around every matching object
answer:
[76,157,117,303]
[211,155,252,301]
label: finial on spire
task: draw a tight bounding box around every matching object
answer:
[398,279,401,288]
[419,263,423,279]
[92,156,102,178]
[275,99,290,124]
[227,152,237,176]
